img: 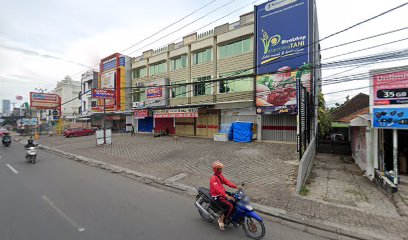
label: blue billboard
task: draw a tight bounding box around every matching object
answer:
[373,108,408,129]
[255,0,310,75]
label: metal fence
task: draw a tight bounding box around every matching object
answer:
[296,136,316,192]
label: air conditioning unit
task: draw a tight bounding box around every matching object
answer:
[132,102,145,109]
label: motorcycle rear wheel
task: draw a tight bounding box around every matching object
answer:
[196,195,213,222]
[242,216,265,240]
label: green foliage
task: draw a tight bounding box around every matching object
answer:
[318,93,332,138]
[299,186,310,196]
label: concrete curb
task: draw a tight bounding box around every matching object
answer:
[27,141,405,240]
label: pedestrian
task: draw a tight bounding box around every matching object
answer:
[131,125,135,136]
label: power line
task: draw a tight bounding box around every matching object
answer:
[120,0,218,54]
[57,2,408,108]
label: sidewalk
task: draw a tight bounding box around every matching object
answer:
[27,133,408,239]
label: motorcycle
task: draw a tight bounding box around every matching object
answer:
[195,186,266,239]
[26,146,38,164]
[2,136,11,147]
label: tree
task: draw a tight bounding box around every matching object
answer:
[318,93,332,138]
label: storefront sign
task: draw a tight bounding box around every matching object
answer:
[255,0,310,74]
[30,92,60,109]
[256,105,297,114]
[153,108,198,118]
[134,110,149,119]
[105,115,121,121]
[373,108,408,129]
[372,70,408,105]
[92,89,115,99]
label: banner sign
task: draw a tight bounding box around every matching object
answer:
[146,87,163,98]
[373,108,408,129]
[134,110,149,119]
[30,92,60,109]
[255,0,310,75]
[372,70,408,105]
[92,89,116,99]
[22,118,38,126]
[256,66,310,114]
[153,108,198,118]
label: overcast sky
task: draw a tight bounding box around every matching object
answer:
[1,0,408,110]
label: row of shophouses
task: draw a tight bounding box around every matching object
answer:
[77,3,321,143]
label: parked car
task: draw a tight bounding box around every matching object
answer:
[63,128,95,138]
[330,133,345,142]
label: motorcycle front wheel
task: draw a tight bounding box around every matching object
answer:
[242,216,265,240]
[31,156,36,164]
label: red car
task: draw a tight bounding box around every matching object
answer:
[63,128,95,138]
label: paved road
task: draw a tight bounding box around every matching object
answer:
[0,143,327,240]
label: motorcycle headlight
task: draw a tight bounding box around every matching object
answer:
[245,205,253,211]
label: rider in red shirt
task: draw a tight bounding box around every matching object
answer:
[210,161,237,230]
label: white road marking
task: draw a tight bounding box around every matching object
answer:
[41,195,85,232]
[5,164,18,174]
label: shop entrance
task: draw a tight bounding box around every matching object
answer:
[154,118,175,134]
[382,129,408,175]
[196,110,219,138]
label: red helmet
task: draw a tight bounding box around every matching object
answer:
[212,161,224,172]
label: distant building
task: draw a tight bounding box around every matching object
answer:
[80,70,98,116]
[53,76,81,118]
[2,99,11,115]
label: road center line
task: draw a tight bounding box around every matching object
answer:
[5,164,18,174]
[41,195,85,232]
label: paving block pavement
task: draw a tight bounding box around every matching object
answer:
[32,133,408,240]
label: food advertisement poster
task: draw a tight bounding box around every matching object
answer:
[372,70,408,105]
[255,0,310,75]
[373,108,408,129]
[256,65,310,114]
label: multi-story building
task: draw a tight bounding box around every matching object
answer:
[2,99,11,115]
[92,53,132,131]
[131,12,256,137]
[131,0,321,142]
[80,70,98,116]
[53,76,81,118]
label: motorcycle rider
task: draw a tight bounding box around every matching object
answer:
[2,132,11,144]
[25,138,37,148]
[210,160,238,230]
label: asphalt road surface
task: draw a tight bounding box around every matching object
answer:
[0,142,328,240]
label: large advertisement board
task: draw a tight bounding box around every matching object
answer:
[256,66,310,114]
[372,70,408,105]
[144,79,169,107]
[373,108,408,129]
[255,0,310,75]
[101,70,115,89]
[30,92,60,109]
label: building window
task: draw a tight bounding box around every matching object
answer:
[149,62,167,76]
[133,89,146,102]
[132,67,147,78]
[91,101,97,107]
[171,56,187,70]
[219,38,252,59]
[193,76,212,96]
[219,70,253,93]
[171,81,187,98]
[193,48,212,65]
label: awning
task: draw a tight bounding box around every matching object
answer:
[331,122,350,128]
[350,114,371,127]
